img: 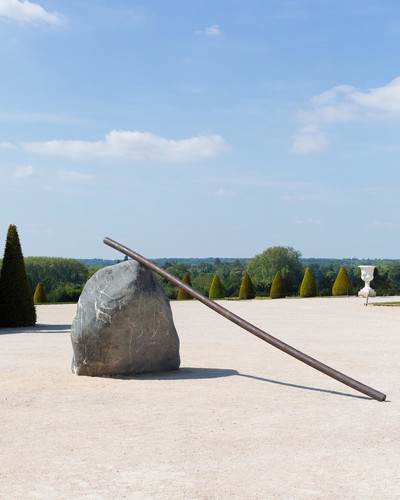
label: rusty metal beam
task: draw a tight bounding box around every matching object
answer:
[103,237,386,402]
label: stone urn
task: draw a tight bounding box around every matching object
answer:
[358,265,376,298]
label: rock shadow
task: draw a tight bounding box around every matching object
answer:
[112,367,239,381]
[0,324,71,335]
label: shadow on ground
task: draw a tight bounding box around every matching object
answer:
[0,324,71,335]
[112,366,372,400]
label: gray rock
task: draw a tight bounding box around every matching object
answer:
[71,260,180,376]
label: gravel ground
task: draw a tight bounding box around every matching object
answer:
[0,297,399,499]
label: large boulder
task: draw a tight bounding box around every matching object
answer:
[71,260,180,376]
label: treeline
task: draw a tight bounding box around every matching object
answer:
[24,257,90,302]
[157,253,400,299]
[1,251,399,304]
[301,259,400,297]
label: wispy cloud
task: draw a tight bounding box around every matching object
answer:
[310,85,355,105]
[210,176,316,191]
[0,0,64,26]
[195,24,221,36]
[58,170,94,181]
[350,79,400,111]
[290,124,327,154]
[24,130,228,162]
[215,188,238,198]
[13,165,35,177]
[279,195,307,203]
[291,77,400,154]
[0,140,14,150]
[294,218,322,226]
[369,221,394,231]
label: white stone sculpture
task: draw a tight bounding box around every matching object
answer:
[358,265,376,298]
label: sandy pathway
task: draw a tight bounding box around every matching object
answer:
[0,298,399,499]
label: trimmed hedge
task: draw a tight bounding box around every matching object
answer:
[238,273,255,299]
[332,266,354,296]
[177,272,193,300]
[209,274,224,299]
[270,271,286,299]
[0,225,36,327]
[33,282,47,304]
[300,267,317,298]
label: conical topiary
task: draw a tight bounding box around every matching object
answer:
[177,272,193,300]
[270,271,286,299]
[209,274,224,299]
[332,266,354,296]
[0,224,36,327]
[238,273,255,300]
[33,282,47,304]
[300,267,317,298]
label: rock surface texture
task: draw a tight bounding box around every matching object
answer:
[71,260,180,376]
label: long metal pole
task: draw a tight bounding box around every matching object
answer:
[104,237,386,402]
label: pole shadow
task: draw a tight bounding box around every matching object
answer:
[111,366,373,400]
[237,372,372,400]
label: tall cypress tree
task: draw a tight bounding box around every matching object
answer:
[332,266,354,296]
[177,272,193,300]
[300,267,318,298]
[33,282,47,304]
[238,273,256,300]
[0,225,36,327]
[209,274,224,299]
[270,271,286,299]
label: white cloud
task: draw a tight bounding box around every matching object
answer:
[296,102,356,124]
[196,24,221,36]
[370,221,394,230]
[294,218,322,225]
[290,124,327,154]
[215,188,238,197]
[211,176,313,190]
[24,130,228,162]
[0,140,14,149]
[311,85,355,105]
[349,77,400,112]
[279,195,306,203]
[58,170,94,181]
[13,165,35,177]
[292,76,400,154]
[0,0,64,26]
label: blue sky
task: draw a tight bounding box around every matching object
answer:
[1,0,399,259]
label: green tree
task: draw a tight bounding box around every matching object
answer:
[33,282,47,304]
[238,273,255,300]
[0,225,36,327]
[191,274,213,297]
[156,276,177,300]
[300,267,318,298]
[270,271,286,299]
[318,267,337,296]
[165,262,190,278]
[178,272,193,300]
[245,246,303,296]
[48,283,83,303]
[209,274,224,299]
[25,256,89,301]
[332,266,354,296]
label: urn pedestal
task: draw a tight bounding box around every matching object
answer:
[358,265,376,298]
